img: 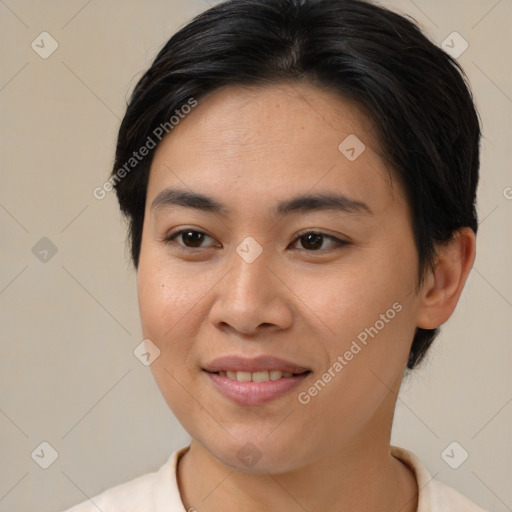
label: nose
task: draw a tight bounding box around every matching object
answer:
[208,247,294,337]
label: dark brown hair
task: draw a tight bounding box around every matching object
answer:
[111,0,481,369]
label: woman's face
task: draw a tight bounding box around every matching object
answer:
[137,83,425,472]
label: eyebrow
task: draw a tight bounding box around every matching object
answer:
[150,188,373,217]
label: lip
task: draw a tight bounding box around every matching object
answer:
[203,356,311,406]
[204,371,310,406]
[203,355,310,374]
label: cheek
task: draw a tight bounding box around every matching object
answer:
[137,256,205,336]
[291,258,411,342]
[137,259,202,410]
[289,246,418,392]
[292,266,413,442]
[137,260,198,382]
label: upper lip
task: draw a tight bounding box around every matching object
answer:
[203,355,310,374]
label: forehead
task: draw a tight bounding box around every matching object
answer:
[161,82,378,153]
[146,83,402,217]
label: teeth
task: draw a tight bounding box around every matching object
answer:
[252,371,269,382]
[236,371,252,382]
[217,370,296,381]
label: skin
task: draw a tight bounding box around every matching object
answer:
[137,82,476,512]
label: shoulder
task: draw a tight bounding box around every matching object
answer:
[61,447,189,512]
[390,446,488,512]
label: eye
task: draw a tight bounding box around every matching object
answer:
[164,229,219,249]
[163,229,349,252]
[290,231,349,252]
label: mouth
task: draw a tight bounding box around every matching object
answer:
[202,354,310,375]
[205,369,311,382]
[202,356,312,405]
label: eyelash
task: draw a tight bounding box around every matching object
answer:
[163,229,349,253]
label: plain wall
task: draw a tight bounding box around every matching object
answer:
[0,1,511,511]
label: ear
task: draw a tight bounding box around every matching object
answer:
[416,227,476,329]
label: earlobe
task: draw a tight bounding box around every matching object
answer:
[416,227,476,330]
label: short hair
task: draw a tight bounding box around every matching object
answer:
[111,0,481,370]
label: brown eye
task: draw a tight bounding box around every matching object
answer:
[300,233,324,250]
[180,231,205,247]
[291,231,349,252]
[166,230,217,249]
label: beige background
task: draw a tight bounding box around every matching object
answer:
[0,0,511,511]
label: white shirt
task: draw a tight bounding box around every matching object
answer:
[63,445,488,511]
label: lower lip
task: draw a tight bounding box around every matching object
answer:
[204,371,310,406]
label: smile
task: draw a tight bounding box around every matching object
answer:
[216,370,300,381]
[204,369,311,406]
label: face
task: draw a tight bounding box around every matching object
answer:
[137,82,424,473]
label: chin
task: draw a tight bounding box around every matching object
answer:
[197,432,310,475]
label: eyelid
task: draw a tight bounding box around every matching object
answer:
[164,227,218,248]
[290,229,349,251]
[163,227,350,252]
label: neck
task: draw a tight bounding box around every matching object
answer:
[177,425,418,512]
